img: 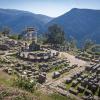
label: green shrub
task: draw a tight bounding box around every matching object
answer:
[9,35,18,40]
[14,78,36,93]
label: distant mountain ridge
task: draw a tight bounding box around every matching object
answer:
[0,8,53,33]
[35,14,53,24]
[47,8,100,45]
[0,8,100,45]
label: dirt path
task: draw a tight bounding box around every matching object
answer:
[59,52,87,66]
[46,64,86,86]
[46,52,88,83]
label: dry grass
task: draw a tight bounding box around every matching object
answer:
[0,69,13,86]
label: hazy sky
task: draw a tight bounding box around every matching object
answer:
[0,0,100,17]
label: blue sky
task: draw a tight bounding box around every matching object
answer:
[0,0,100,17]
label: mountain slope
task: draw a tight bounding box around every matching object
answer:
[35,14,53,24]
[0,8,100,45]
[0,8,53,34]
[47,8,100,45]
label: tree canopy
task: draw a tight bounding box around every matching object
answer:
[2,27,11,36]
[46,24,65,45]
[83,39,94,51]
[69,37,77,50]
